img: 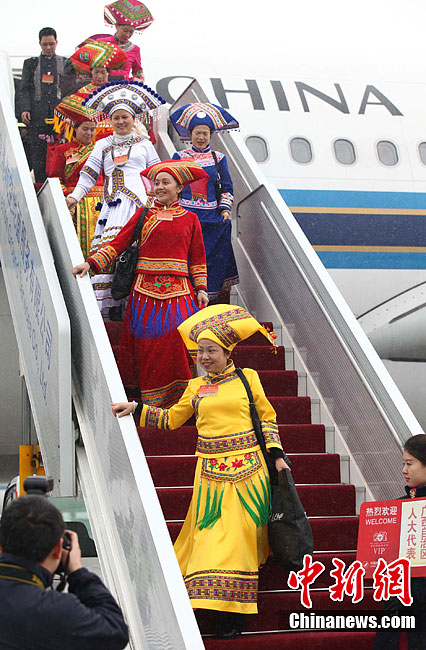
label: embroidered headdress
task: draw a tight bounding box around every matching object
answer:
[104,0,154,32]
[82,79,165,117]
[52,94,98,142]
[170,103,239,142]
[141,159,209,199]
[70,40,128,76]
[178,305,277,360]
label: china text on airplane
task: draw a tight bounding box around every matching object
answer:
[157,78,403,116]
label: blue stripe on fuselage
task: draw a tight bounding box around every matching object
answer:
[279,189,426,269]
[279,189,426,209]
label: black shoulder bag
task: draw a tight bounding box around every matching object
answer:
[211,150,223,203]
[111,205,149,301]
[235,367,314,570]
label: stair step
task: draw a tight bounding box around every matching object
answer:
[113,343,287,371]
[197,588,380,634]
[159,485,356,521]
[146,453,341,487]
[166,516,358,551]
[259,552,357,590]
[203,631,375,650]
[105,320,276,348]
[139,424,326,456]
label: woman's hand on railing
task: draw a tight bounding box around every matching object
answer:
[111,402,134,418]
[72,262,91,278]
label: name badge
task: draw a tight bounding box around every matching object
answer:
[42,74,54,84]
[156,210,173,221]
[113,154,128,166]
[66,154,79,164]
[198,384,218,397]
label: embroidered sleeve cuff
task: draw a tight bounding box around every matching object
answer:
[87,245,118,273]
[219,192,234,212]
[141,404,170,429]
[190,264,207,291]
[262,420,282,449]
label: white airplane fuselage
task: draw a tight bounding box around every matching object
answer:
[154,73,426,319]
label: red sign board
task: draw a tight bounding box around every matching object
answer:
[357,497,426,577]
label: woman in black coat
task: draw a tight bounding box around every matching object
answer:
[373,434,426,650]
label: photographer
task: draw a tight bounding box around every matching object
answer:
[0,495,129,649]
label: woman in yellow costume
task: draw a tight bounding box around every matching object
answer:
[46,94,103,258]
[112,304,290,637]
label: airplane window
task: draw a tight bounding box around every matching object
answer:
[376,140,399,166]
[245,136,269,162]
[290,137,313,164]
[418,143,426,165]
[334,139,356,165]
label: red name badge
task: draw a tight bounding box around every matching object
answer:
[198,384,218,397]
[66,154,79,164]
[42,74,54,84]
[357,497,426,577]
[113,154,128,166]
[156,210,173,221]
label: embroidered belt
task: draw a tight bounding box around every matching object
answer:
[196,429,259,456]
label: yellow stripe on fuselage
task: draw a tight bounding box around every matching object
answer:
[314,245,426,253]
[289,207,426,215]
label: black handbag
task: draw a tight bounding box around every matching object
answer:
[235,367,313,570]
[111,206,149,301]
[211,151,223,203]
[268,468,314,570]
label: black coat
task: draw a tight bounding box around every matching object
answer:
[0,552,129,650]
[373,485,426,650]
[17,54,70,124]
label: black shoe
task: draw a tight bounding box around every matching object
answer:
[109,306,123,321]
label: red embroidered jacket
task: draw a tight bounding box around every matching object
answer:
[87,201,207,292]
[46,141,104,194]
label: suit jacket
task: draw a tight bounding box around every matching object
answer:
[17,54,68,124]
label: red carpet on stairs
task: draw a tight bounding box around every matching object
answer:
[105,319,376,650]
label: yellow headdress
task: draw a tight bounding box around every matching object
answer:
[177,305,276,361]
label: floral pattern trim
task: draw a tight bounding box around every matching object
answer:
[134,273,190,299]
[196,429,259,456]
[201,451,262,483]
[184,568,258,604]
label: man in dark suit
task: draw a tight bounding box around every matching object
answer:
[17,27,68,183]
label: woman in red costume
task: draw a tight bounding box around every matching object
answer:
[72,160,209,407]
[47,94,104,258]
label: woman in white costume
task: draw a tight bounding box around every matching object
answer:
[66,80,164,319]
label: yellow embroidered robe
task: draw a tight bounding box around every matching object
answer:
[140,361,284,614]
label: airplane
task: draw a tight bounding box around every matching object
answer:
[6,51,426,429]
[148,71,426,427]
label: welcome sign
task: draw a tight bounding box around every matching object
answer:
[357,498,426,577]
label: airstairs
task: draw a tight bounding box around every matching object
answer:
[0,62,423,649]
